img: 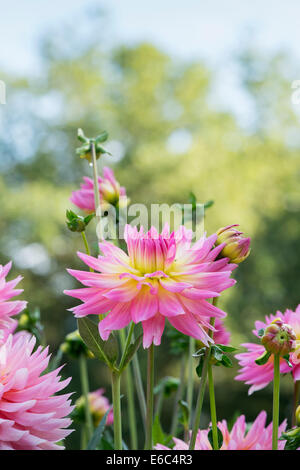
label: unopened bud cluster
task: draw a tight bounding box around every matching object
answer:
[261,319,297,356]
[216,224,251,264]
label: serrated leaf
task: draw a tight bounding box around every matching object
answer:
[207,426,223,449]
[77,318,110,367]
[119,334,142,371]
[86,406,112,450]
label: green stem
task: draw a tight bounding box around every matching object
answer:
[81,232,94,272]
[171,354,186,436]
[79,354,93,444]
[119,327,138,450]
[132,345,147,429]
[119,322,135,371]
[90,141,101,242]
[189,347,210,449]
[145,344,155,450]
[292,380,300,427]
[80,424,87,450]
[155,389,164,419]
[81,231,91,255]
[187,337,195,426]
[272,354,280,450]
[208,360,218,449]
[111,371,122,450]
[189,313,216,450]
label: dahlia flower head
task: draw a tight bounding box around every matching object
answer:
[0,333,73,450]
[76,388,113,428]
[0,261,27,345]
[70,167,128,213]
[235,305,300,395]
[156,411,287,450]
[65,224,237,348]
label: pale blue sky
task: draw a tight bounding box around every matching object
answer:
[1,0,300,73]
[1,0,300,125]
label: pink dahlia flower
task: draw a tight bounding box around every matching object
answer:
[0,261,27,344]
[156,411,287,450]
[235,306,300,394]
[0,334,73,450]
[65,224,236,348]
[70,167,128,212]
[212,318,231,345]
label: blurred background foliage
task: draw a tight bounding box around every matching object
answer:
[1,9,300,449]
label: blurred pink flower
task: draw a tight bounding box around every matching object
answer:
[156,411,287,450]
[70,167,128,212]
[88,389,113,426]
[65,224,236,348]
[0,334,73,450]
[235,306,300,395]
[0,261,27,344]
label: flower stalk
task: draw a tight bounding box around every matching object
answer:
[111,370,122,450]
[272,353,280,450]
[79,354,93,444]
[292,380,300,427]
[119,326,138,449]
[90,141,101,240]
[145,344,155,450]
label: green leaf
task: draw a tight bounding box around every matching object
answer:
[193,347,206,358]
[178,400,189,426]
[152,415,165,446]
[77,318,112,367]
[211,345,224,362]
[86,406,112,450]
[207,426,223,449]
[84,213,95,225]
[196,357,204,377]
[221,354,233,368]
[103,333,119,365]
[216,344,237,353]
[152,415,173,447]
[95,131,109,143]
[188,192,197,208]
[283,354,293,368]
[204,200,214,209]
[280,427,300,450]
[255,350,271,365]
[119,334,142,371]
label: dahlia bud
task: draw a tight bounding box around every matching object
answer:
[73,389,113,428]
[76,129,110,162]
[66,209,94,233]
[60,330,94,359]
[261,319,297,357]
[216,224,251,264]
